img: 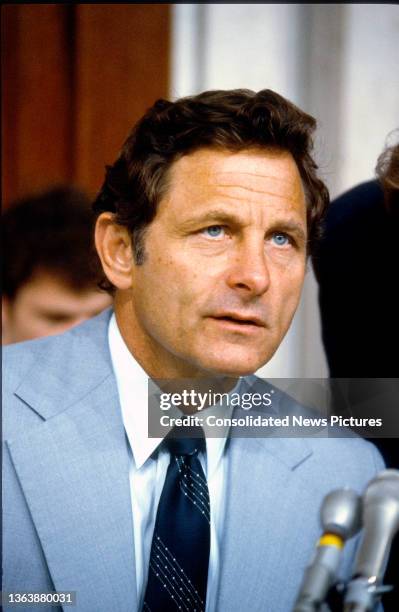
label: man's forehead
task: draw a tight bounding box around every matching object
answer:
[165,147,304,206]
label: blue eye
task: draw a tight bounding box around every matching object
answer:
[272,233,290,246]
[204,225,224,238]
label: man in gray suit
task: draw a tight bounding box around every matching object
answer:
[3,89,384,612]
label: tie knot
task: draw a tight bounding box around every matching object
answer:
[164,425,206,456]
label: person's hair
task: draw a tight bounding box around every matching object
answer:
[376,138,399,213]
[93,88,330,291]
[2,186,104,300]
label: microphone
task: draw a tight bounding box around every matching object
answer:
[344,469,399,612]
[293,488,362,612]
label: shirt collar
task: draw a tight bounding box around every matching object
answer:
[108,313,162,469]
[108,312,239,476]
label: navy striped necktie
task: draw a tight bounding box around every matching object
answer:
[142,425,210,612]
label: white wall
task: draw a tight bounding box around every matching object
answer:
[338,4,399,194]
[171,4,303,100]
[170,4,399,377]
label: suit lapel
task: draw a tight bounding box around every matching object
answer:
[216,436,313,612]
[6,311,138,611]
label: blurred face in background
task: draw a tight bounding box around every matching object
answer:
[2,268,111,344]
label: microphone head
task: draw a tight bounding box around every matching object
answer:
[320,488,362,540]
[364,469,399,502]
[363,469,399,533]
[346,469,399,589]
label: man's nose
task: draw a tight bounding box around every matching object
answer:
[226,238,270,297]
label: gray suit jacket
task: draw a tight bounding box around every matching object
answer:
[2,309,384,611]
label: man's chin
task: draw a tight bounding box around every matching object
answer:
[200,354,270,378]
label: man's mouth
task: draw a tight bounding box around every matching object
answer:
[209,313,266,327]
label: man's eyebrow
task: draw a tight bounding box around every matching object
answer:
[178,209,244,228]
[179,209,307,240]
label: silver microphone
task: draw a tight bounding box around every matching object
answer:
[293,488,362,612]
[344,469,399,612]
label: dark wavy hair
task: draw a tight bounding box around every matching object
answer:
[93,89,330,291]
[2,186,103,299]
[376,137,399,213]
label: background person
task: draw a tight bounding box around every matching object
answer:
[312,140,399,468]
[313,139,399,607]
[2,186,111,344]
[313,140,399,382]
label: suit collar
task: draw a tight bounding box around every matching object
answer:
[235,374,314,470]
[253,434,313,470]
[14,308,114,420]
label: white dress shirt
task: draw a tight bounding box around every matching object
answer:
[108,313,237,612]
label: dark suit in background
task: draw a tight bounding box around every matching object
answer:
[314,181,398,379]
[313,180,399,608]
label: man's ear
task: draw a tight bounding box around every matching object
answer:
[95,213,135,290]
